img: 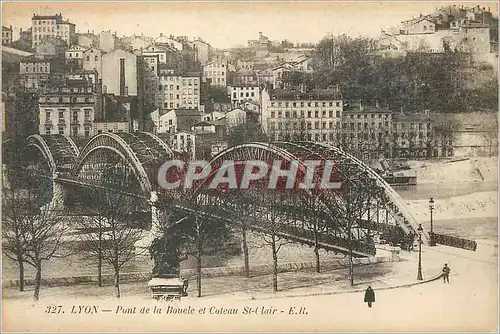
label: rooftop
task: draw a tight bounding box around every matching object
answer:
[2,26,12,32]
[268,89,342,101]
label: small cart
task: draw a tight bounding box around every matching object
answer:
[148,277,188,301]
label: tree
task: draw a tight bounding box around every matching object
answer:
[88,189,146,298]
[176,212,232,297]
[3,176,70,300]
[76,214,107,287]
[2,188,30,292]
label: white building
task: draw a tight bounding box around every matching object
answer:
[227,85,260,105]
[150,109,202,134]
[261,88,343,142]
[101,49,137,96]
[155,35,183,51]
[65,45,88,63]
[202,61,227,87]
[82,47,103,76]
[31,13,76,48]
[158,73,200,110]
[225,108,247,127]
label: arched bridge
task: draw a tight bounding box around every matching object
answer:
[8,132,427,257]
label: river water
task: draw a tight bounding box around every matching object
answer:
[395,181,498,242]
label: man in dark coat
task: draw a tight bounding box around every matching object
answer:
[364,286,375,308]
[442,263,451,283]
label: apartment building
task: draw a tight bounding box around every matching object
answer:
[202,61,227,87]
[342,103,393,159]
[38,78,98,138]
[158,73,200,110]
[227,85,260,105]
[19,55,52,89]
[261,88,343,142]
[31,13,76,48]
[2,26,13,45]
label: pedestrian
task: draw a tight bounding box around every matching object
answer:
[364,286,375,308]
[442,263,451,283]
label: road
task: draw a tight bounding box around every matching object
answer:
[3,249,497,332]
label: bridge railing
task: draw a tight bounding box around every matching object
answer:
[432,233,477,251]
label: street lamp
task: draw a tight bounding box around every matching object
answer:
[417,223,423,281]
[429,197,436,246]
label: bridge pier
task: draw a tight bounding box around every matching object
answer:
[49,172,65,211]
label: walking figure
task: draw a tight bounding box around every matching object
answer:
[364,286,375,308]
[442,263,451,283]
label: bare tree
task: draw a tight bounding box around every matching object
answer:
[2,188,30,292]
[76,214,107,287]
[3,182,70,301]
[177,212,231,297]
[89,189,146,298]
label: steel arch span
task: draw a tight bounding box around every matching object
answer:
[70,132,175,196]
[180,140,425,257]
[23,134,80,175]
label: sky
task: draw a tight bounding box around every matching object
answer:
[2,1,498,49]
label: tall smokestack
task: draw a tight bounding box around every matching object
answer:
[119,58,125,96]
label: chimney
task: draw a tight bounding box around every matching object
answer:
[119,58,126,96]
[160,33,163,37]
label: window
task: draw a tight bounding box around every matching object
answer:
[45,111,51,120]
[307,111,311,118]
[314,111,319,118]
[271,111,275,118]
[45,127,51,135]
[58,126,64,135]
[336,102,340,107]
[72,127,78,136]
[336,110,340,117]
[329,111,333,117]
[322,111,326,117]
[86,56,90,61]
[59,111,64,120]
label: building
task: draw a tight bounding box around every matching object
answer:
[192,39,211,64]
[157,73,200,110]
[35,37,67,57]
[240,100,260,113]
[202,61,228,87]
[101,49,137,96]
[342,103,393,159]
[392,111,435,159]
[77,32,98,48]
[98,31,116,52]
[38,77,98,138]
[155,34,183,51]
[2,26,13,45]
[233,70,258,85]
[94,94,138,133]
[171,131,196,158]
[140,54,160,108]
[248,32,270,49]
[65,45,88,62]
[142,45,171,64]
[82,47,103,76]
[19,55,52,89]
[261,88,343,142]
[227,85,260,105]
[31,13,76,48]
[93,120,137,134]
[150,108,202,134]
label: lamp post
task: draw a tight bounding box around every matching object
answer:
[417,223,423,281]
[429,197,436,246]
